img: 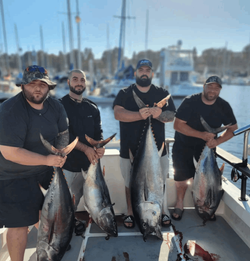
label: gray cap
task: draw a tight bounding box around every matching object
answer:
[16,65,56,90]
[205,76,222,88]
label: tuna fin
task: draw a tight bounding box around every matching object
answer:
[40,134,78,157]
[39,184,47,196]
[129,149,134,164]
[193,157,198,168]
[132,90,146,109]
[85,133,116,149]
[156,94,171,108]
[200,116,232,134]
[103,166,105,177]
[155,225,163,240]
[158,142,164,157]
[220,163,225,174]
[81,169,88,180]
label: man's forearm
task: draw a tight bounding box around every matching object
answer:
[0,146,47,166]
[156,110,175,123]
[114,106,143,122]
[75,140,90,153]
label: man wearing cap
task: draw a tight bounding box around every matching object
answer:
[0,65,69,261]
[60,69,104,233]
[113,59,176,228]
[171,75,238,221]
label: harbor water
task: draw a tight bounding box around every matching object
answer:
[96,84,250,195]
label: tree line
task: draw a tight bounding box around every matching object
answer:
[1,44,250,78]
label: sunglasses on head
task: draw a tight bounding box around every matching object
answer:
[26,65,47,74]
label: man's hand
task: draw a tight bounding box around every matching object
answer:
[149,107,162,119]
[206,138,218,149]
[96,147,105,158]
[46,155,67,168]
[85,147,99,165]
[201,132,216,142]
[139,107,150,119]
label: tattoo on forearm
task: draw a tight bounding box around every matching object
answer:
[156,110,175,123]
[56,129,69,149]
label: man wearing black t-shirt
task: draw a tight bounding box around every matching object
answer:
[0,65,68,261]
[60,69,104,233]
[172,76,238,221]
[113,59,176,228]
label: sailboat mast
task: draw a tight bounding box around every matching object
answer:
[40,25,45,67]
[76,0,81,69]
[62,22,68,70]
[14,24,22,73]
[145,9,149,58]
[0,0,9,72]
[67,0,74,69]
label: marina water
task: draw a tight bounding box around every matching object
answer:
[97,84,250,196]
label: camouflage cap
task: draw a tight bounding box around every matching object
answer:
[16,65,57,90]
[205,76,222,88]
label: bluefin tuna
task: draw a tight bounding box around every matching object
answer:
[130,91,171,241]
[36,135,78,261]
[82,133,118,238]
[192,116,231,222]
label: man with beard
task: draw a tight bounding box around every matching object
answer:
[0,65,68,261]
[60,69,104,233]
[171,76,238,221]
[113,59,176,228]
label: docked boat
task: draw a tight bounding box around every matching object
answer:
[156,40,203,99]
[1,124,250,260]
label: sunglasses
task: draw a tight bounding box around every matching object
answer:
[26,65,47,74]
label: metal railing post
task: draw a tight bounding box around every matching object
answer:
[233,125,250,201]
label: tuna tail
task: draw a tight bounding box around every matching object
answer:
[200,116,232,134]
[40,134,78,157]
[85,133,116,149]
[132,90,147,109]
[132,89,171,109]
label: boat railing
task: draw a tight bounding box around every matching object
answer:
[165,127,250,202]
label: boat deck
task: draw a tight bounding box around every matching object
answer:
[19,209,250,261]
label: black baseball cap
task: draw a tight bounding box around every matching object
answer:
[205,76,222,88]
[136,59,153,70]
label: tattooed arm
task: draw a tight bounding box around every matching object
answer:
[56,129,69,149]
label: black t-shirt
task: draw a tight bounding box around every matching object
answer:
[174,93,237,152]
[113,84,176,158]
[0,92,68,180]
[60,95,103,172]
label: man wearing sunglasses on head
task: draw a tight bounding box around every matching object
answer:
[0,65,69,261]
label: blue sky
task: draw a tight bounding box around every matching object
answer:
[1,0,250,59]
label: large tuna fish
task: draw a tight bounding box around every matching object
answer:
[36,135,78,261]
[192,116,231,222]
[82,133,118,238]
[130,90,170,241]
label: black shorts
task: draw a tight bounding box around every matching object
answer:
[0,167,53,228]
[172,144,202,182]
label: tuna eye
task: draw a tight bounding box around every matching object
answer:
[152,211,156,215]
[142,222,147,229]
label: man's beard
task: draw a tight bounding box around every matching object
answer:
[22,88,49,104]
[203,91,219,102]
[136,75,152,87]
[69,83,86,95]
